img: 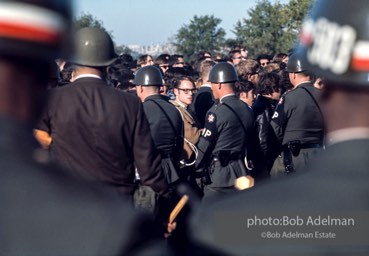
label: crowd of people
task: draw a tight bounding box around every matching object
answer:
[1,0,369,255]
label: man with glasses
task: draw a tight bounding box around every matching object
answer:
[170,76,202,195]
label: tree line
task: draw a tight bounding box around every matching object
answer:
[75,0,314,61]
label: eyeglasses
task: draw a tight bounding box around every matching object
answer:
[260,62,269,66]
[177,88,197,94]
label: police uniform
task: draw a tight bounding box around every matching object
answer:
[195,94,254,198]
[143,94,184,184]
[37,76,169,198]
[271,81,324,173]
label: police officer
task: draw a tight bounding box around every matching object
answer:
[271,52,324,175]
[194,62,254,199]
[134,66,184,186]
[36,27,169,200]
[191,1,369,255]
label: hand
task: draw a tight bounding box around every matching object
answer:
[164,221,177,238]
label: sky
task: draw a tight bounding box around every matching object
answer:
[75,0,289,46]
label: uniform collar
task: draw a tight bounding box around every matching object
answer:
[74,74,102,81]
[144,94,170,102]
[220,93,236,103]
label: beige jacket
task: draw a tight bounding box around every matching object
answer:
[170,100,202,162]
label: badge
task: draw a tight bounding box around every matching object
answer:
[208,113,215,123]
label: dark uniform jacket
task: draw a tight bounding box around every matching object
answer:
[36,77,168,197]
[195,94,254,188]
[143,94,184,183]
[271,82,324,146]
[252,95,280,170]
[189,85,214,128]
[191,138,369,255]
[0,117,158,255]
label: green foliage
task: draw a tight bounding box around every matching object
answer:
[174,15,226,62]
[74,12,113,39]
[233,0,314,57]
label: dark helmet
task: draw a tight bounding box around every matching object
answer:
[298,0,369,87]
[208,62,238,83]
[286,52,308,73]
[134,66,163,86]
[0,0,72,62]
[72,27,117,67]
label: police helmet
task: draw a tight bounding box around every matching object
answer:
[299,0,369,87]
[72,27,117,67]
[0,0,72,62]
[134,66,163,86]
[286,52,308,73]
[208,62,238,83]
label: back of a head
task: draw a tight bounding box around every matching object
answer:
[208,62,238,84]
[0,0,73,62]
[71,27,117,67]
[236,59,260,80]
[299,0,369,89]
[199,60,216,81]
[133,66,163,86]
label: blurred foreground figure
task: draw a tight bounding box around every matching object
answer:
[0,1,163,255]
[191,0,369,255]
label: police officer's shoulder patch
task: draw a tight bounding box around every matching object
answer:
[201,112,218,143]
[207,113,215,123]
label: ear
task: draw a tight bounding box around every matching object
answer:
[173,88,179,96]
[138,85,144,93]
[218,83,222,90]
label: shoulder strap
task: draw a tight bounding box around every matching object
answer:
[299,86,323,117]
[222,102,248,135]
[222,102,253,171]
[299,86,326,136]
[147,99,180,136]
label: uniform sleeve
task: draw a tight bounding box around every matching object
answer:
[270,95,290,144]
[132,99,170,197]
[195,111,218,169]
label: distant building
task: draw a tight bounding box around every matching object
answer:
[127,43,177,57]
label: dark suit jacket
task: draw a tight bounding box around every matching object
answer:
[192,138,369,255]
[0,118,159,255]
[37,77,168,196]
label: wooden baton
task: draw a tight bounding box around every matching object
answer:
[169,195,189,224]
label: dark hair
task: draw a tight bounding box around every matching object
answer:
[169,54,184,66]
[171,75,195,89]
[234,79,255,97]
[257,72,281,95]
[107,61,134,90]
[58,62,75,86]
[256,54,271,63]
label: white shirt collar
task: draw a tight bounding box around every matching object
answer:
[326,127,369,146]
[201,83,212,88]
[74,74,102,81]
[220,93,235,103]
